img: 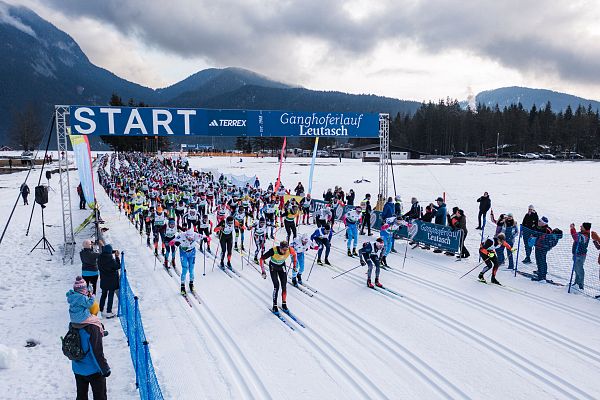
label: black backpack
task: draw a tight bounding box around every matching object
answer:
[545,228,563,250]
[61,324,88,361]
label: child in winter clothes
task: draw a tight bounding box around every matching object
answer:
[67,276,105,331]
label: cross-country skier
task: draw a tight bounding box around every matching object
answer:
[379,216,406,266]
[262,200,278,239]
[233,207,247,251]
[214,216,235,270]
[249,217,268,263]
[359,237,385,288]
[283,203,300,243]
[170,229,208,293]
[344,206,362,256]
[260,240,297,313]
[197,214,213,253]
[311,223,332,266]
[290,234,311,286]
[300,193,312,224]
[164,218,178,269]
[478,234,514,285]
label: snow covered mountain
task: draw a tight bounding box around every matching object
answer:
[474,86,600,112]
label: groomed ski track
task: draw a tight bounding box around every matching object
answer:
[95,165,600,399]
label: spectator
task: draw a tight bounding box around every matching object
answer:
[253,177,260,188]
[294,182,305,196]
[570,222,591,290]
[381,197,395,220]
[451,208,469,258]
[359,194,372,236]
[77,183,87,210]
[531,216,553,281]
[503,213,518,269]
[403,197,422,220]
[432,197,447,226]
[346,189,355,206]
[394,195,402,216]
[323,188,334,203]
[521,205,539,264]
[476,192,491,229]
[592,231,600,299]
[80,240,100,295]
[420,204,435,223]
[98,244,120,318]
[20,182,30,205]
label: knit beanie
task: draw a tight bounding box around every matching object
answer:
[73,276,87,295]
[583,222,592,231]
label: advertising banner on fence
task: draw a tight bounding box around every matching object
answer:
[69,106,380,138]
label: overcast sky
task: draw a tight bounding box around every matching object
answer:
[6,0,600,102]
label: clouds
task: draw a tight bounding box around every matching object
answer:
[4,0,600,100]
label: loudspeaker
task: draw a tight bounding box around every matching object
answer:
[45,171,52,180]
[35,185,48,205]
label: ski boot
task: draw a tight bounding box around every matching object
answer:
[227,261,233,271]
[297,273,303,285]
[317,258,323,266]
[292,276,298,287]
[189,281,195,292]
[490,277,501,285]
[367,278,374,289]
[241,244,245,251]
[161,248,166,256]
[522,257,531,264]
[324,258,331,266]
[352,248,358,257]
[146,237,151,246]
[234,243,239,251]
[164,259,169,269]
[375,278,383,288]
[220,261,225,270]
[254,255,259,264]
[272,304,279,313]
[381,256,387,267]
[478,272,486,283]
[154,248,158,256]
[347,249,353,257]
[281,302,289,312]
[180,283,186,295]
[171,258,176,268]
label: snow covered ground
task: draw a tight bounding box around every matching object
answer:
[2,156,600,399]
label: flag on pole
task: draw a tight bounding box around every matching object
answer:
[307,137,319,195]
[69,134,96,208]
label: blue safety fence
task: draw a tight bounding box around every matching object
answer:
[118,252,164,400]
[514,225,600,298]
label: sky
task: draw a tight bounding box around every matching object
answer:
[5,0,600,102]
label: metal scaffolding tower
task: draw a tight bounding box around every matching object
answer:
[56,105,75,263]
[378,113,390,201]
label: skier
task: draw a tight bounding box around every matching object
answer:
[310,223,332,266]
[163,218,178,269]
[359,237,385,288]
[249,217,268,263]
[344,205,362,256]
[315,204,332,228]
[197,214,213,253]
[233,207,247,251]
[283,203,300,243]
[262,199,278,239]
[214,216,235,270]
[478,234,513,284]
[379,216,405,266]
[152,208,167,256]
[169,229,207,293]
[290,234,311,286]
[300,193,312,224]
[260,240,297,313]
[360,193,372,236]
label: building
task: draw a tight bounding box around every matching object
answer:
[334,144,426,160]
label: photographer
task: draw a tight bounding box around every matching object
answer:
[80,240,101,295]
[98,244,120,319]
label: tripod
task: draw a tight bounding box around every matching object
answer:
[30,205,55,255]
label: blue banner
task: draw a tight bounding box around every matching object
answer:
[69,106,380,138]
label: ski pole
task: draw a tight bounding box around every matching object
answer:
[306,246,321,281]
[402,240,408,270]
[203,243,206,276]
[332,264,363,279]
[459,259,487,279]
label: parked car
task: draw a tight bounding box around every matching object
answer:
[316,150,329,158]
[452,152,466,157]
[513,153,527,159]
[484,153,497,158]
[569,153,584,159]
[525,153,540,159]
[466,152,478,157]
[540,153,556,159]
[21,150,34,160]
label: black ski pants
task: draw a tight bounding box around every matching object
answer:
[269,263,287,305]
[75,373,107,400]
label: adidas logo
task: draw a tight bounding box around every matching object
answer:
[209,120,219,127]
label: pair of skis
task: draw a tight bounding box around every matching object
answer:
[269,306,306,331]
[287,280,316,297]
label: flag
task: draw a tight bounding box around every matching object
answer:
[274,137,287,192]
[69,135,95,208]
[307,137,319,195]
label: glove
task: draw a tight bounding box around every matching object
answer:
[293,266,298,273]
[203,237,208,242]
[488,252,495,258]
[360,260,366,266]
[511,248,517,253]
[261,271,267,279]
[103,369,111,378]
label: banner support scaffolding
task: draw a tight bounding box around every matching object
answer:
[56,105,75,264]
[378,113,390,203]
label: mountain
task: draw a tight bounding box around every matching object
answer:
[474,86,600,112]
[0,1,421,146]
[0,1,158,136]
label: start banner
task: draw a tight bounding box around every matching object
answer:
[69,106,380,138]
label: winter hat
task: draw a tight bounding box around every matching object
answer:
[102,244,113,254]
[436,197,444,202]
[507,213,513,218]
[82,239,92,249]
[582,222,592,231]
[73,276,87,294]
[539,216,549,225]
[528,205,535,210]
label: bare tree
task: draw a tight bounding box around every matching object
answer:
[9,103,44,151]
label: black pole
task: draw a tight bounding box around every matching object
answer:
[389,147,397,197]
[26,114,56,236]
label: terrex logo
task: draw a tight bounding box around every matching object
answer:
[209,119,247,127]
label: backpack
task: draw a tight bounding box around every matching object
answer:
[545,228,563,250]
[61,324,88,361]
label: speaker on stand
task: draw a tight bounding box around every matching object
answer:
[30,185,55,255]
